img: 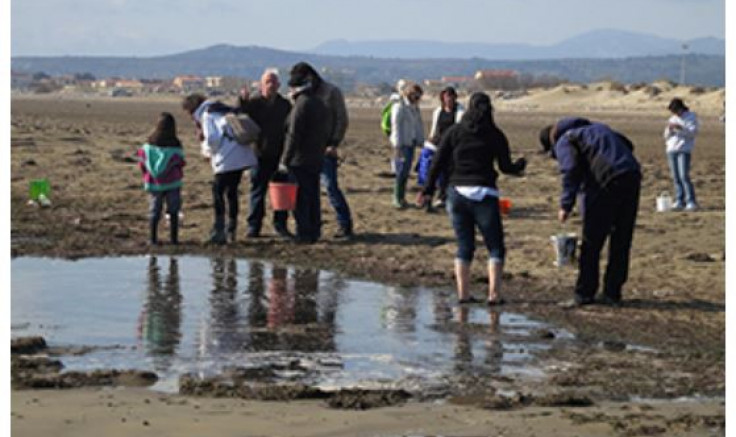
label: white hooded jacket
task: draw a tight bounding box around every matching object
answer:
[195,100,257,174]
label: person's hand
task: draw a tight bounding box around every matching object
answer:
[416,192,430,208]
[558,208,569,223]
[239,86,250,101]
[325,146,338,158]
[514,156,527,173]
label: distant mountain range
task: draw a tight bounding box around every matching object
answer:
[11,29,725,87]
[311,29,724,59]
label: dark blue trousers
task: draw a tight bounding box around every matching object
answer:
[291,166,321,242]
[575,172,641,302]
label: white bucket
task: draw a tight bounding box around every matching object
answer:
[551,233,577,267]
[656,192,672,212]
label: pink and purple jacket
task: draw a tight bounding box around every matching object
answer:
[137,143,185,192]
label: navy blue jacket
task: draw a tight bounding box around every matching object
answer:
[554,118,640,212]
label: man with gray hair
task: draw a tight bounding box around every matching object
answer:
[238,69,293,239]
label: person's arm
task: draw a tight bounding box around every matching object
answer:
[556,135,583,213]
[389,102,402,148]
[428,107,440,144]
[281,98,304,167]
[200,112,224,158]
[494,130,526,176]
[414,107,425,146]
[679,112,699,140]
[329,87,349,147]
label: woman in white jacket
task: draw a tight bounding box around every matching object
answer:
[183,94,257,244]
[663,98,699,211]
[389,82,424,209]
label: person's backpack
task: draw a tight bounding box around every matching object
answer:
[206,101,261,147]
[380,101,394,137]
[224,113,261,146]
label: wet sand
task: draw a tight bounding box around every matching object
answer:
[11,388,725,437]
[10,93,726,435]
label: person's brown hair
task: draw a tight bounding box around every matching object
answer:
[402,82,423,99]
[147,112,182,148]
[181,93,206,114]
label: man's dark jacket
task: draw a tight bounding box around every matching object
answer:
[553,117,640,212]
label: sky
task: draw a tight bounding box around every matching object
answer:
[10,0,726,57]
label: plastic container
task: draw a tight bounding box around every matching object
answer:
[269,182,298,211]
[656,192,672,212]
[499,197,512,215]
[29,179,50,201]
[551,233,577,267]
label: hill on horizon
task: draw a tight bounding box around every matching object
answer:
[11,37,725,87]
[311,29,724,60]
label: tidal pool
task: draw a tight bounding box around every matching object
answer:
[12,256,567,393]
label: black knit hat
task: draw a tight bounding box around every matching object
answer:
[539,125,554,155]
[288,62,320,87]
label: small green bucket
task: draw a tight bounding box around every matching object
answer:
[29,179,50,201]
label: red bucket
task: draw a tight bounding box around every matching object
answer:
[499,197,512,216]
[269,182,298,211]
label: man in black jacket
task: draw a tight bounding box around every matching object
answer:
[238,70,293,239]
[281,70,330,243]
[540,118,641,308]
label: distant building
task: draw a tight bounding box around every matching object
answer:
[173,75,205,92]
[441,76,474,85]
[114,79,144,91]
[474,69,520,90]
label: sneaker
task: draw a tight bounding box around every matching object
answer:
[433,199,446,209]
[334,227,354,239]
[685,202,699,211]
[274,227,294,240]
[671,202,684,211]
[597,295,622,307]
[558,297,594,309]
[207,230,227,245]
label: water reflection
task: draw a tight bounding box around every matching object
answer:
[139,256,182,372]
[198,257,248,358]
[453,307,503,374]
[12,256,561,392]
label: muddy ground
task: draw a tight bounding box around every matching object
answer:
[10,94,725,432]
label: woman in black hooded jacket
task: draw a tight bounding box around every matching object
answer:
[418,92,526,305]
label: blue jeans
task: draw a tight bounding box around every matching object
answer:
[395,145,415,186]
[320,156,353,231]
[667,152,696,205]
[446,187,505,263]
[247,162,288,233]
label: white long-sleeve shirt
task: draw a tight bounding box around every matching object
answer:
[389,97,424,148]
[663,110,699,153]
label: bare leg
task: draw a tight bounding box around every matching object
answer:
[455,259,471,301]
[487,259,503,303]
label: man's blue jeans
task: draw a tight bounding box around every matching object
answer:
[320,155,353,231]
[667,151,696,206]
